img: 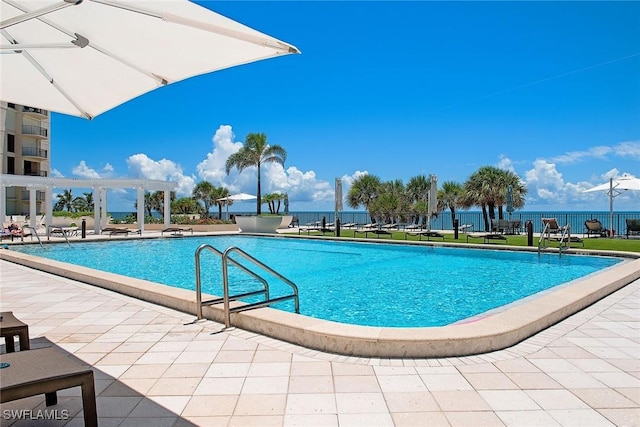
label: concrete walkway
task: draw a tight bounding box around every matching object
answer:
[0,260,638,426]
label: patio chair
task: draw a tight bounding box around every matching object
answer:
[584,219,606,238]
[625,219,640,239]
[541,218,565,234]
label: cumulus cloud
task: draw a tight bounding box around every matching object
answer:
[50,168,64,178]
[497,154,516,173]
[195,125,244,186]
[126,153,196,196]
[72,160,101,179]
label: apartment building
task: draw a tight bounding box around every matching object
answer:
[0,101,50,216]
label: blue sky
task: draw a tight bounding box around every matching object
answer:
[49,1,640,213]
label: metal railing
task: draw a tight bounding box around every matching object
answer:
[195,245,299,328]
[22,106,48,116]
[21,125,48,137]
[22,147,48,158]
[538,221,572,254]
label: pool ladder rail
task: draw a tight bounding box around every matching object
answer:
[195,245,300,329]
[538,222,572,255]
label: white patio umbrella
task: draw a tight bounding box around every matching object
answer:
[506,184,514,219]
[583,174,640,236]
[0,0,299,119]
[217,193,257,220]
[427,174,438,231]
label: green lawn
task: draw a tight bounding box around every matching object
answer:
[290,229,640,253]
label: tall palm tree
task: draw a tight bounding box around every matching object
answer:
[193,181,216,218]
[347,174,382,222]
[225,133,286,215]
[438,181,464,228]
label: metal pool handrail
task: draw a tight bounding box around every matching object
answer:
[195,244,300,328]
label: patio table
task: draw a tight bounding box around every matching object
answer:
[0,347,97,427]
[0,311,30,352]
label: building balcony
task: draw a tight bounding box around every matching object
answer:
[22,106,49,118]
[21,147,48,159]
[21,124,48,138]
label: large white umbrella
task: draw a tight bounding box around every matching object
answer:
[583,174,640,236]
[0,0,299,119]
[217,193,257,220]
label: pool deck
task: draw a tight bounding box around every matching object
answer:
[1,243,639,425]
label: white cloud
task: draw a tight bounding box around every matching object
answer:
[195,125,244,186]
[72,160,101,179]
[613,141,640,159]
[126,153,196,197]
[497,155,515,173]
[50,168,64,178]
[103,163,114,173]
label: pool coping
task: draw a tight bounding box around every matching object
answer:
[2,235,640,358]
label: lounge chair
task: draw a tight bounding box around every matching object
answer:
[625,219,640,239]
[353,228,392,238]
[101,227,141,236]
[584,219,606,238]
[404,230,445,241]
[540,218,583,248]
[49,225,78,237]
[161,227,193,237]
[466,232,508,244]
[457,223,474,233]
[541,218,565,234]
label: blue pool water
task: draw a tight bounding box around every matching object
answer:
[13,236,620,327]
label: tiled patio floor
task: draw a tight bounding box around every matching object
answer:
[1,260,638,426]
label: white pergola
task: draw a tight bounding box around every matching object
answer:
[0,174,177,234]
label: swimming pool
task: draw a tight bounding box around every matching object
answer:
[10,235,621,327]
[3,235,640,357]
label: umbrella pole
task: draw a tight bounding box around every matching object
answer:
[609,178,614,238]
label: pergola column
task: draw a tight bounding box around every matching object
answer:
[0,183,6,224]
[29,188,37,228]
[136,187,144,233]
[93,187,100,234]
[164,190,171,227]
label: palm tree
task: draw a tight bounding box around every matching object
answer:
[347,174,382,222]
[54,189,74,212]
[262,192,287,214]
[193,181,216,218]
[438,181,464,229]
[463,166,527,231]
[225,133,286,215]
[212,186,231,219]
[406,175,431,225]
[171,197,200,215]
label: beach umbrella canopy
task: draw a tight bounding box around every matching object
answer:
[217,193,257,220]
[583,174,640,236]
[0,0,299,119]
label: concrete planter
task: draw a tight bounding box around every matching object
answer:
[278,215,293,229]
[235,216,283,233]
